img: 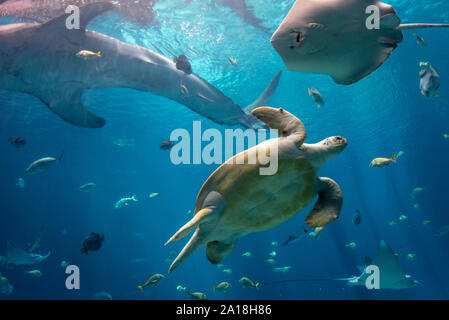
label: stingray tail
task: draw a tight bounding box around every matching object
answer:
[262,278,353,286]
[398,23,449,30]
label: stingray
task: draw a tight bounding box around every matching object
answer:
[271,0,449,85]
[5,241,51,266]
[264,240,418,290]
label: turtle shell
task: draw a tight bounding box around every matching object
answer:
[193,144,318,233]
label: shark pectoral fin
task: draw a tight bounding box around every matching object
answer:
[39,2,115,37]
[40,84,105,128]
[206,240,237,264]
[305,177,343,228]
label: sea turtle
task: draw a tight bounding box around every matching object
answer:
[165,107,347,273]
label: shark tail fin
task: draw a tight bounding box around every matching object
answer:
[238,71,282,129]
[391,154,397,163]
[138,286,144,293]
[244,70,282,115]
[212,286,216,292]
[58,151,64,163]
[255,282,260,290]
[96,51,101,57]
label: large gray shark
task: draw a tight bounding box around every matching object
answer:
[271,0,449,85]
[0,2,281,128]
[0,0,157,25]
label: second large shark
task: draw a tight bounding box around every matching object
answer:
[0,2,281,128]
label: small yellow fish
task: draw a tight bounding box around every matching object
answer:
[180,82,189,96]
[389,221,397,226]
[266,259,275,264]
[138,274,164,292]
[423,220,432,225]
[413,203,420,211]
[76,50,101,60]
[268,251,276,257]
[412,33,426,46]
[187,291,207,300]
[444,134,449,140]
[242,252,252,257]
[399,215,408,221]
[212,281,231,292]
[239,277,259,290]
[419,61,429,67]
[149,192,160,198]
[369,154,396,168]
[228,57,238,66]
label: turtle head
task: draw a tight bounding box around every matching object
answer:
[321,136,347,160]
[308,136,347,167]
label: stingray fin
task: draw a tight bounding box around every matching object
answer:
[380,14,401,29]
[305,177,343,228]
[206,240,237,264]
[6,241,33,265]
[165,208,213,246]
[244,71,282,114]
[331,37,399,85]
[36,83,105,128]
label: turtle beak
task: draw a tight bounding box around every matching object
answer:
[335,136,348,147]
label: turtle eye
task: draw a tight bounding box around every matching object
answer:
[281,129,288,136]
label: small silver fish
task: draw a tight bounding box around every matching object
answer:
[25,152,64,174]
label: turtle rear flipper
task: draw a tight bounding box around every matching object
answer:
[305,177,343,228]
[165,208,214,246]
[168,229,207,274]
[206,240,237,264]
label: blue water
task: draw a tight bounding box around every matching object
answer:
[1,0,449,300]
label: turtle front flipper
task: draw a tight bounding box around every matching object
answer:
[206,240,237,264]
[305,177,343,228]
[251,107,306,147]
